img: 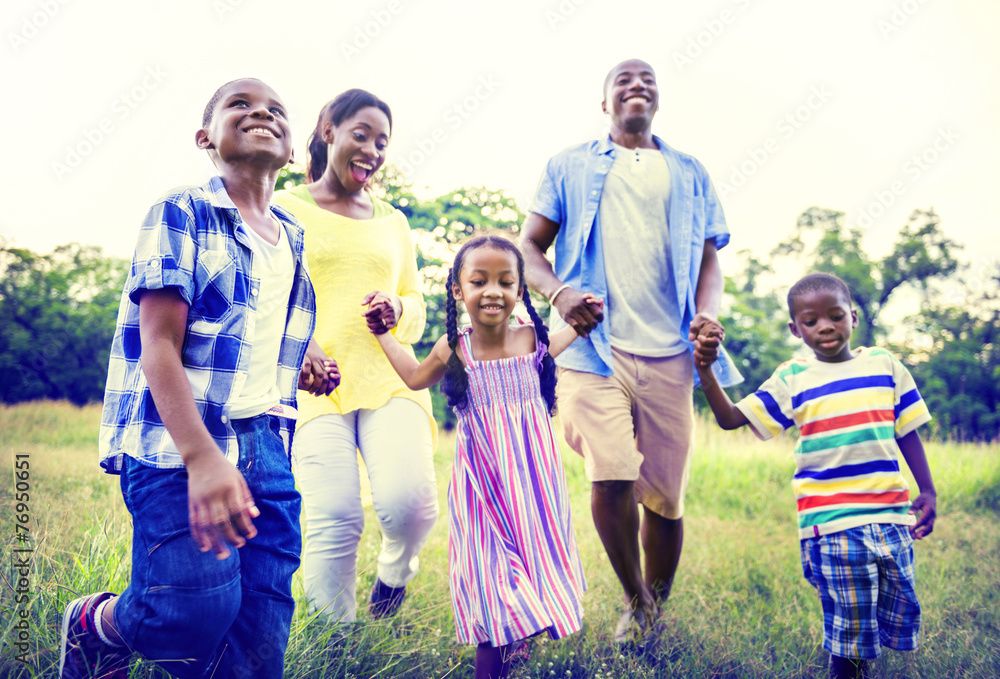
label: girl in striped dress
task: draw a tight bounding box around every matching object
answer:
[368,234,602,678]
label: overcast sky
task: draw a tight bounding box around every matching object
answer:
[3,0,997,294]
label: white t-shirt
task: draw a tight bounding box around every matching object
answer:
[228,220,295,419]
[599,143,685,356]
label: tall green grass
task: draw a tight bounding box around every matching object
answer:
[2,402,998,677]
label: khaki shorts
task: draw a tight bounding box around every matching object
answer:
[556,347,694,519]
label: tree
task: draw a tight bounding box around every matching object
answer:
[0,241,128,404]
[900,263,1000,442]
[771,207,961,347]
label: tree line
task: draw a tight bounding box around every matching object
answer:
[1,168,995,441]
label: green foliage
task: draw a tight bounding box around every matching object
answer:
[771,207,960,347]
[900,264,1000,442]
[0,241,127,405]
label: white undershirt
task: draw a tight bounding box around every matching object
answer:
[228,220,294,419]
[600,143,684,357]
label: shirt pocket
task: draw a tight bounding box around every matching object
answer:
[191,250,236,324]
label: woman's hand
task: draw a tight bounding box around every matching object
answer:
[299,339,339,395]
[362,291,402,335]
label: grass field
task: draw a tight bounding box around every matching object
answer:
[1,401,998,678]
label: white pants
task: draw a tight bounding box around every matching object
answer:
[293,398,439,622]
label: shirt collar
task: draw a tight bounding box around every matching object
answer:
[205,175,239,211]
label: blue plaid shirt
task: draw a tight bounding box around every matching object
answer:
[99,176,316,472]
[530,135,742,388]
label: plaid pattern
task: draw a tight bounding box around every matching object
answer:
[801,523,921,659]
[99,177,315,472]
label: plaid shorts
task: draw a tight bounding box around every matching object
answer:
[800,523,921,659]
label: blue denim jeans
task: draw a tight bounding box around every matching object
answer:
[113,414,301,678]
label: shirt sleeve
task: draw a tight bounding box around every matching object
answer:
[735,367,796,441]
[528,157,564,225]
[126,195,199,307]
[892,355,932,437]
[701,171,730,251]
[391,212,427,346]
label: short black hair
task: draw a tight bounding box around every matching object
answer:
[603,58,655,97]
[202,77,264,127]
[787,273,852,317]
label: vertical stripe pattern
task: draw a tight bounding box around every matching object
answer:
[448,327,586,646]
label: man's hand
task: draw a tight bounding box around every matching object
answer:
[689,312,725,369]
[554,288,605,337]
[186,451,259,560]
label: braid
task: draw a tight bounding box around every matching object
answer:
[522,291,558,414]
[441,268,469,410]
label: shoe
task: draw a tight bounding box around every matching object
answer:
[59,593,131,679]
[368,578,406,619]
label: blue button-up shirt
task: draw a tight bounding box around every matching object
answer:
[530,135,742,387]
[99,176,316,472]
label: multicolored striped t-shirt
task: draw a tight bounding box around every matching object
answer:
[735,347,931,539]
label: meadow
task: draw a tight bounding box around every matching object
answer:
[1,401,998,678]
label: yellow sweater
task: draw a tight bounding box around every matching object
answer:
[274,185,436,441]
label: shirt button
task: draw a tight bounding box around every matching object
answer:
[251,288,259,296]
[591,190,598,195]
[220,415,228,424]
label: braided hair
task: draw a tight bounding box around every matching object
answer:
[440,235,558,414]
[305,89,393,183]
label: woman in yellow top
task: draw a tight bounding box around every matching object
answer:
[274,89,438,625]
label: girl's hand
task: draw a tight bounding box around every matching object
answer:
[362,291,402,335]
[554,288,604,337]
[186,450,259,560]
[299,340,339,395]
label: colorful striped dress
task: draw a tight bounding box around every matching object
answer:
[448,326,586,646]
[734,347,932,540]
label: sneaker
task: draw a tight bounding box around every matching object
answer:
[59,593,131,679]
[368,578,406,619]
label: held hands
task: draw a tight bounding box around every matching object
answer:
[186,450,259,560]
[689,312,725,369]
[362,291,402,335]
[554,288,605,337]
[299,341,340,396]
[908,490,937,539]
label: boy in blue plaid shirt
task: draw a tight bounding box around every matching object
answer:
[59,78,337,679]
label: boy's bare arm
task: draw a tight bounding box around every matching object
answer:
[139,288,258,560]
[695,353,750,431]
[897,429,937,539]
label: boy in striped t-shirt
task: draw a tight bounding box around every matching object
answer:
[695,272,937,679]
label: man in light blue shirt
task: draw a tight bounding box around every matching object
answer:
[521,58,741,647]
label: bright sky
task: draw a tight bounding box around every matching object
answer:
[3,0,998,292]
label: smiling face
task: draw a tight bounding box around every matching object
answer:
[452,246,523,330]
[196,79,292,169]
[602,59,658,135]
[788,287,859,362]
[323,105,390,192]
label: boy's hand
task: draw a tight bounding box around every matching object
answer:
[362,291,401,334]
[186,451,259,560]
[909,490,937,539]
[299,341,338,395]
[689,314,725,369]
